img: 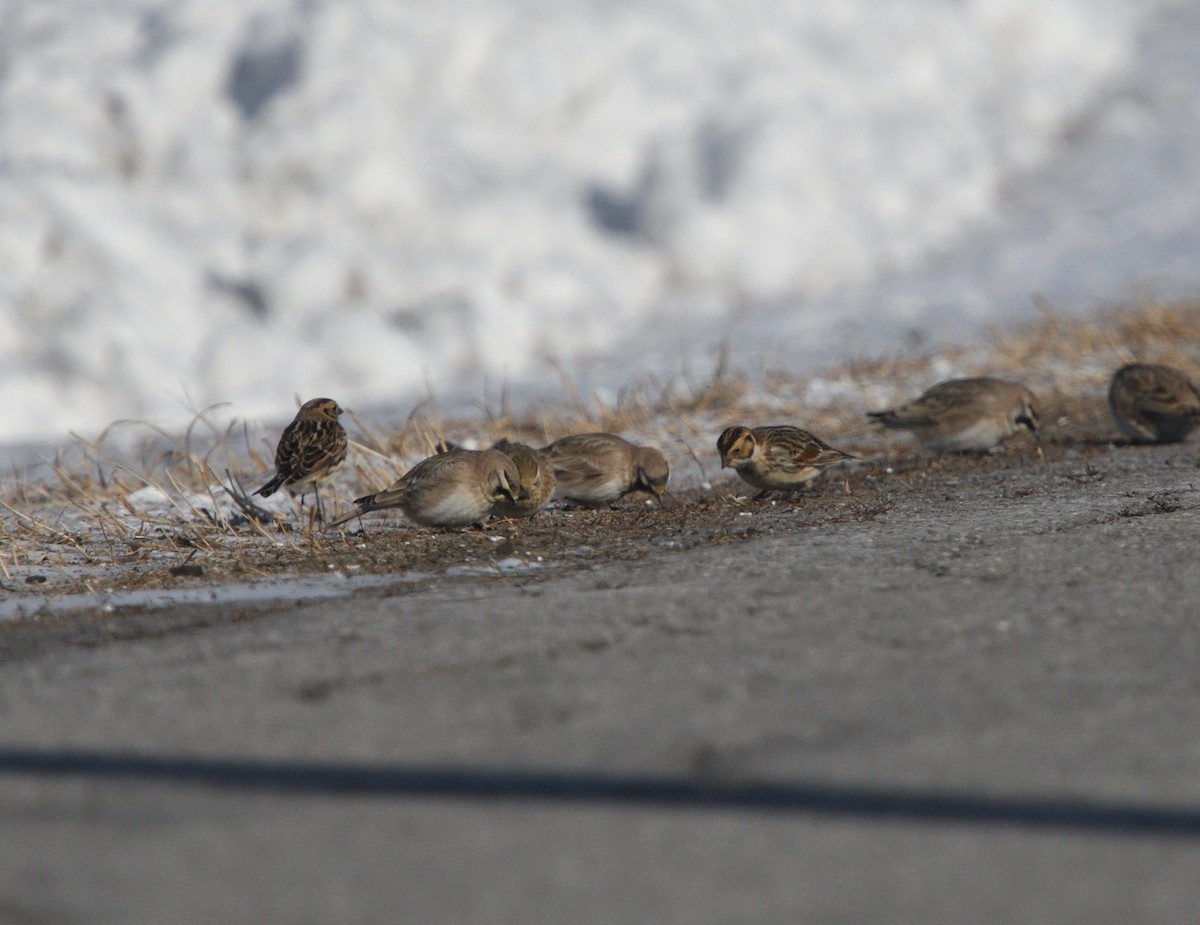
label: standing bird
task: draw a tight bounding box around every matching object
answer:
[1108,363,1200,444]
[328,448,521,529]
[254,397,348,523]
[489,439,556,519]
[717,425,856,499]
[540,433,669,506]
[867,377,1039,452]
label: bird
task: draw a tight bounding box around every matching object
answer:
[328,448,521,529]
[867,377,1039,452]
[717,425,856,499]
[489,439,556,518]
[431,438,554,519]
[540,433,669,506]
[253,397,348,522]
[1108,363,1200,444]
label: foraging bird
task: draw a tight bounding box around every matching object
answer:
[867,377,1039,452]
[717,425,855,498]
[328,448,521,529]
[489,439,556,518]
[254,397,347,522]
[540,433,669,506]
[1108,363,1200,444]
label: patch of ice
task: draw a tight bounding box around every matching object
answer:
[494,556,541,573]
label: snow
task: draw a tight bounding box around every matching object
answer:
[2,0,1197,445]
[0,570,397,622]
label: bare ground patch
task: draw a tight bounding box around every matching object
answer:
[2,297,1199,616]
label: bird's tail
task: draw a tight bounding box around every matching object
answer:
[327,510,357,528]
[327,490,392,528]
[253,474,285,497]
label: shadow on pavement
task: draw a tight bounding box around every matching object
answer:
[1,747,1197,838]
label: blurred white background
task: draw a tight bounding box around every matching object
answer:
[2,0,1199,442]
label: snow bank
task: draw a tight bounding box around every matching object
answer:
[0,0,1159,441]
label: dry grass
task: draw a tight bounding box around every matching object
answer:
[4,296,1200,605]
[993,296,1200,376]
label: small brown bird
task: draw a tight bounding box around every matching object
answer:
[540,433,669,506]
[1108,363,1200,444]
[717,425,855,498]
[867,377,1039,452]
[254,397,348,522]
[328,448,520,529]
[489,439,556,518]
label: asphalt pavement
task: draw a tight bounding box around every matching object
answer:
[2,442,1200,923]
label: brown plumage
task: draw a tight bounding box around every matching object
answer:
[254,397,347,521]
[489,439,556,518]
[717,425,855,498]
[867,377,1039,452]
[540,433,669,506]
[1108,363,1200,444]
[328,448,520,529]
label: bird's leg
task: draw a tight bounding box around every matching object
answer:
[339,514,369,538]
